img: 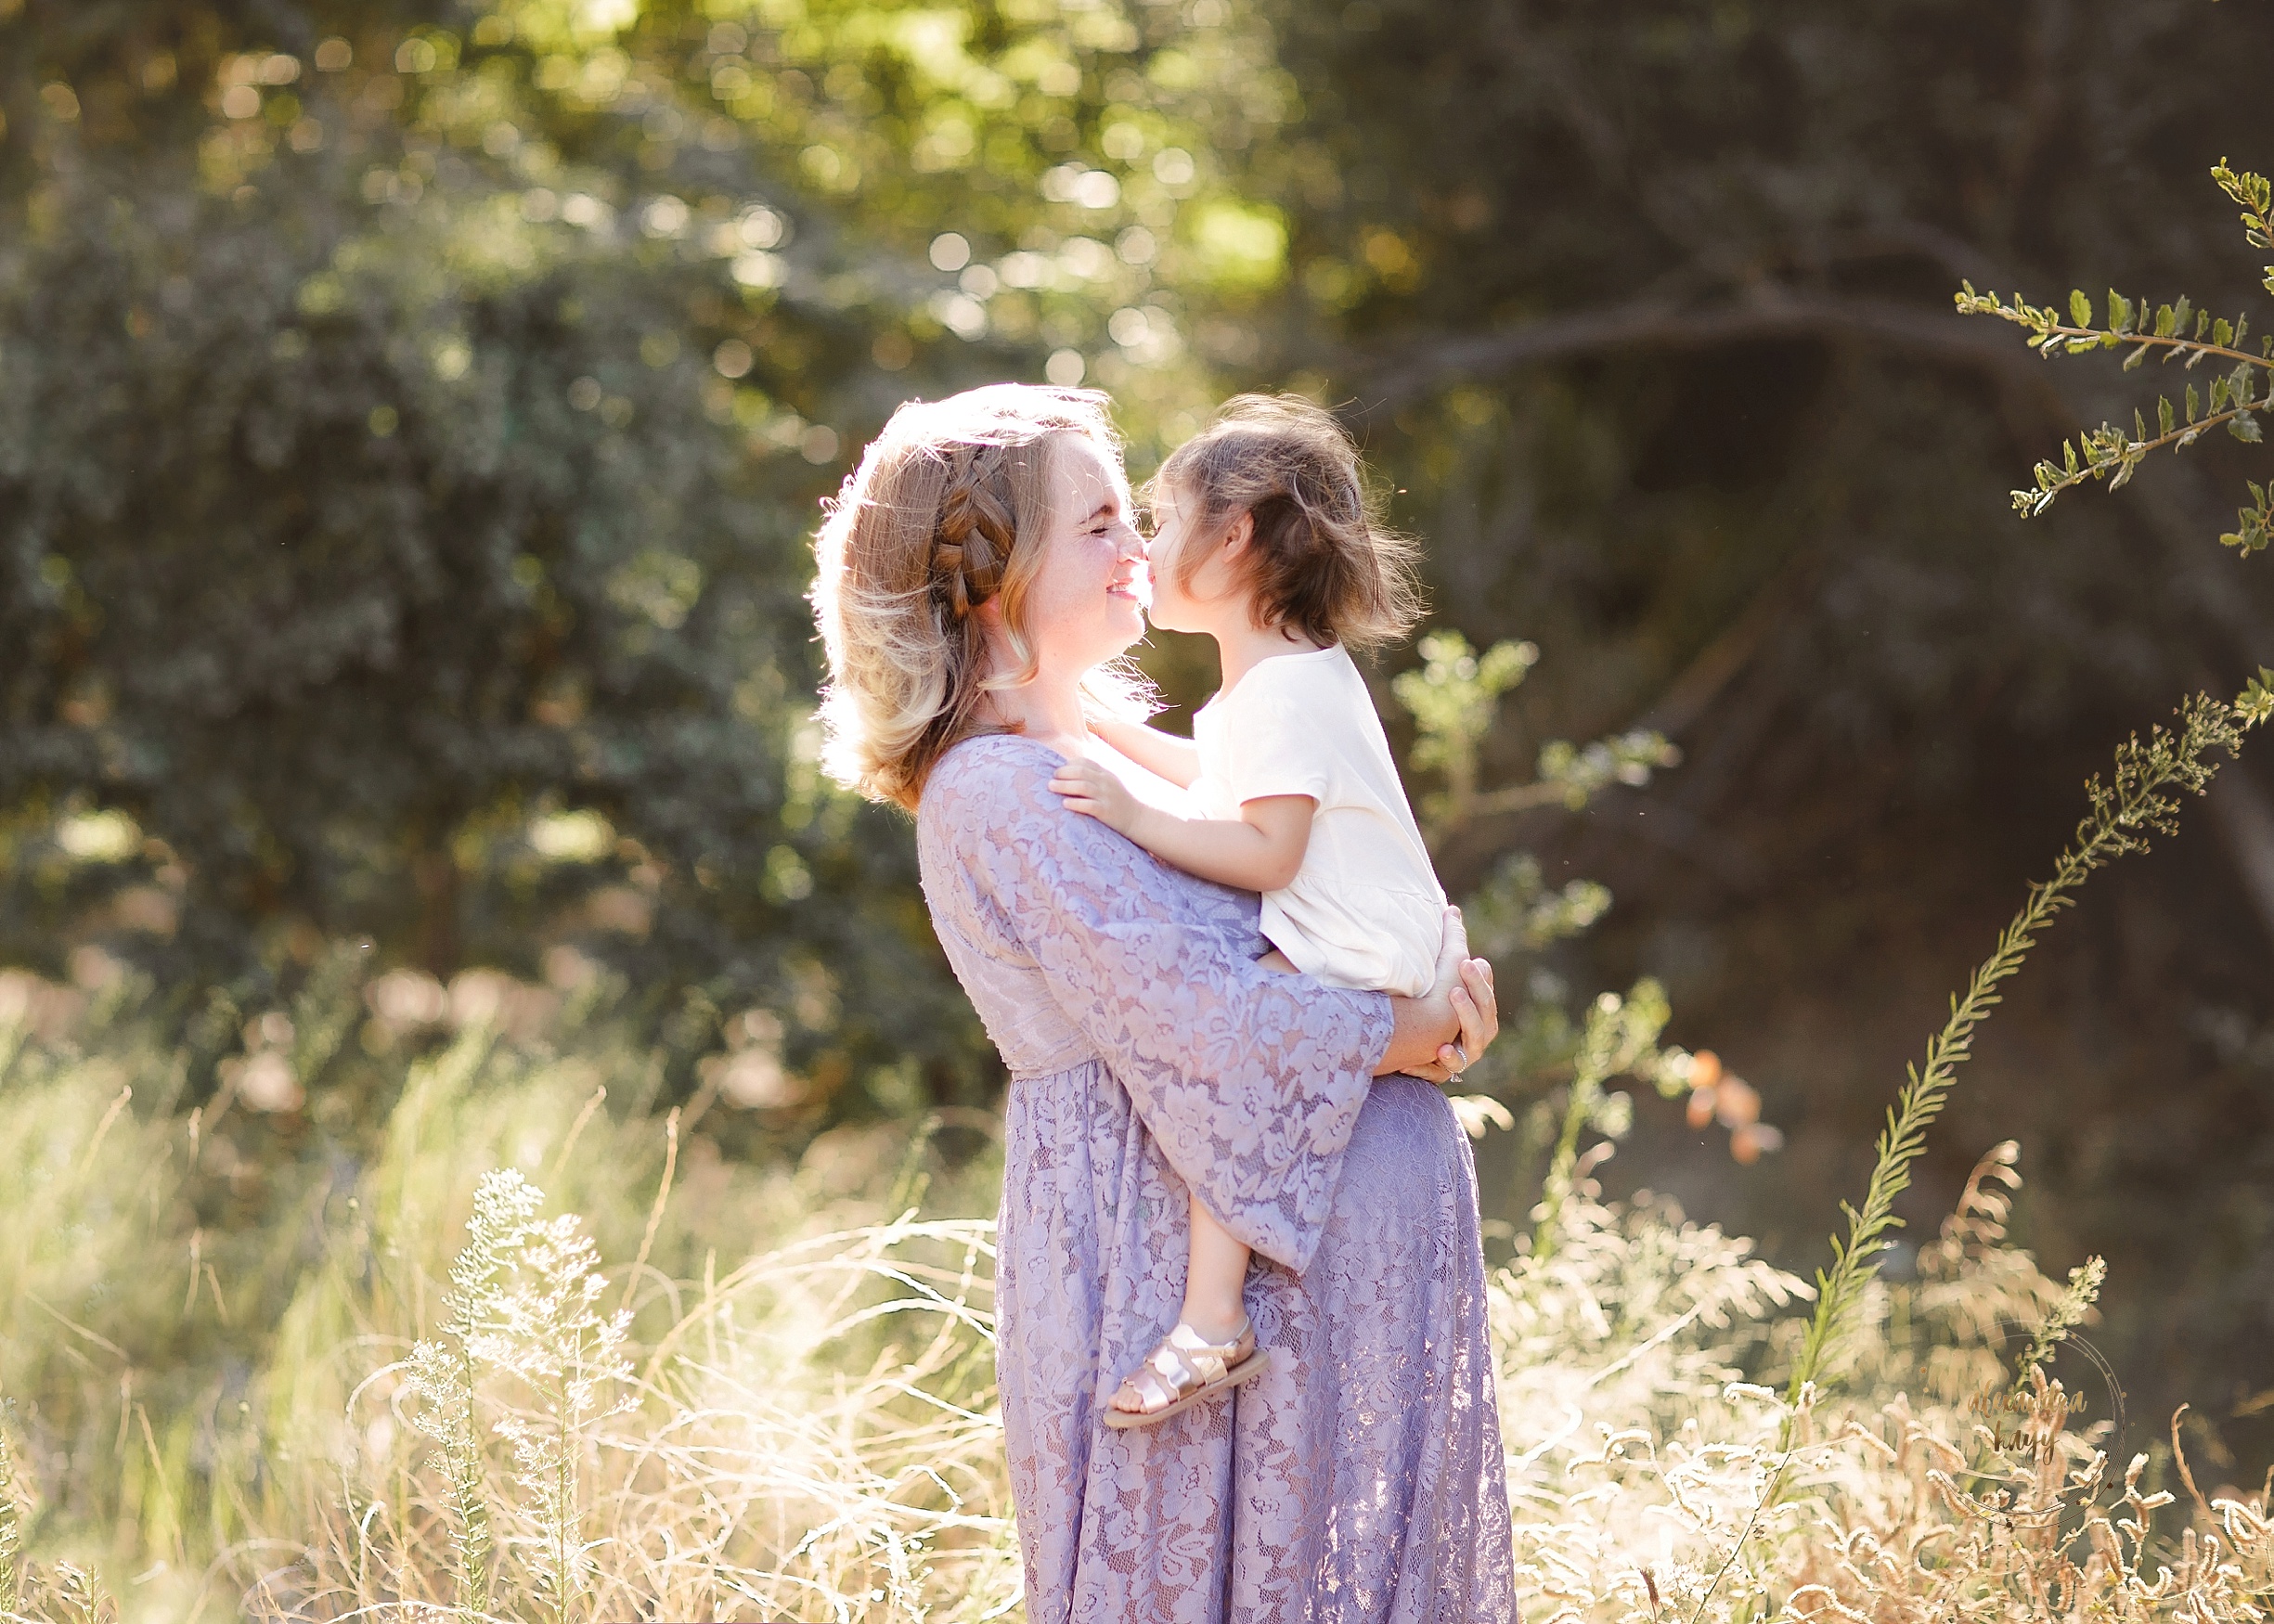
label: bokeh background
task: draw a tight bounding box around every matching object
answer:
[6,0,2273,1505]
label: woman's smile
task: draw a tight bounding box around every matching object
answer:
[1107,560,1149,604]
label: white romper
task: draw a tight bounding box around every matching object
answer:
[1192,643,1447,997]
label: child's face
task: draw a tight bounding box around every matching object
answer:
[1143,481,1243,637]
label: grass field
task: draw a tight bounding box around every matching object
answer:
[3,961,2269,1622]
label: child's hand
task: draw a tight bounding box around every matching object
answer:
[1050,756,1143,836]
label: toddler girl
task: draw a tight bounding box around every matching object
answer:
[1048,394,1452,1428]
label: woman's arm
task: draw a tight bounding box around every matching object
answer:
[949,743,1389,1272]
[1089,715,1202,788]
[940,743,1500,1268]
[1051,755,1312,891]
[1053,754,1497,1076]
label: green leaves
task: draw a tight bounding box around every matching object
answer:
[2213,157,2274,291]
[1391,629,1538,827]
[1789,693,2246,1405]
[2225,484,2274,556]
[1968,162,2271,522]
[2215,158,2274,238]
[2237,667,2274,726]
[1391,630,1679,836]
[1531,979,1673,1260]
[2009,1257,2106,1394]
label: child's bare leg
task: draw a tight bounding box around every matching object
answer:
[1180,1192,1252,1345]
[1104,1192,1260,1421]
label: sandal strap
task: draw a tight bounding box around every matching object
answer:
[1113,1318,1255,1415]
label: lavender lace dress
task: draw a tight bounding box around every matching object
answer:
[915,734,1513,1623]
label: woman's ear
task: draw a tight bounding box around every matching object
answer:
[1221,509,1255,558]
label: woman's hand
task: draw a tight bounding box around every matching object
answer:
[1378,906,1499,1083]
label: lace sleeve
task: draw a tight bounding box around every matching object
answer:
[942,738,1393,1272]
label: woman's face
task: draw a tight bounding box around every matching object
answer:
[1012,433,1148,675]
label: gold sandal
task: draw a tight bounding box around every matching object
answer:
[1101,1317,1269,1430]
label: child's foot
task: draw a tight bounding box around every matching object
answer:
[1101,1315,1268,1431]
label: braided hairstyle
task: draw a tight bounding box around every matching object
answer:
[931,443,1018,623]
[1152,393,1423,651]
[811,385,1132,809]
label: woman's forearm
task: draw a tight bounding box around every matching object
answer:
[1376,990,1458,1076]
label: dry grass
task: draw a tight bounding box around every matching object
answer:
[4,971,2272,1624]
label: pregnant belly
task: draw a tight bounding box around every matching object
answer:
[1332,1076,1474,1242]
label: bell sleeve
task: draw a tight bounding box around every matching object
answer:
[948,740,1394,1272]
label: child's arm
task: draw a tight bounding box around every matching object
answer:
[1087,715,1202,789]
[1050,757,1313,892]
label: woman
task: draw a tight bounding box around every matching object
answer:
[811,384,1514,1621]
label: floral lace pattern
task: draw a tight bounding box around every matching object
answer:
[917,735,1514,1622]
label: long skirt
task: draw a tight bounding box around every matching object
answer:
[994,1067,1515,1623]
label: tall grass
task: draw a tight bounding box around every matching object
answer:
[3,696,2273,1624]
[0,967,1011,1622]
[1785,693,2252,1408]
[6,983,2272,1624]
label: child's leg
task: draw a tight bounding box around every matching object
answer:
[1180,1192,1252,1345]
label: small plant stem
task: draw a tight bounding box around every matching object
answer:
[1530,1073,1600,1260]
[454,1345,493,1618]
[1531,985,1667,1260]
[0,1405,20,1616]
[1468,779,1586,818]
[2024,324,2272,373]
[1688,1447,1797,1624]
[1784,694,2249,1420]
[2022,405,2262,507]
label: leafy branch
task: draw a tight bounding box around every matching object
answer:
[1954,161,2274,552]
[1786,687,2260,1410]
[1529,979,1672,1260]
[1392,630,1680,841]
[2010,1256,2107,1397]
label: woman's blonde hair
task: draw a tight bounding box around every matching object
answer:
[810,383,1131,810]
[1154,393,1423,650]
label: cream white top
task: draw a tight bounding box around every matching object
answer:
[1191,643,1446,996]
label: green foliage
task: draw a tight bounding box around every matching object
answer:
[1954,163,2273,534]
[1778,157,2274,1421]
[0,0,1285,1127]
[1391,629,1678,839]
[2214,157,2274,296]
[1461,851,1612,959]
[1393,630,1540,817]
[2010,1255,2107,1397]
[1789,690,2254,1407]
[2240,665,2274,727]
[1528,979,1670,1259]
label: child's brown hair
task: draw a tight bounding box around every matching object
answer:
[1153,393,1425,650]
